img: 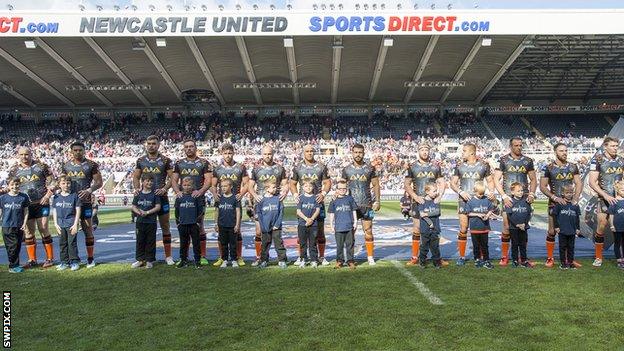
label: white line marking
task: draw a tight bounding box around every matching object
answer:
[391,260,444,305]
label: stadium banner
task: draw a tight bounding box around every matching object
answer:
[1,10,624,36]
[484,104,624,114]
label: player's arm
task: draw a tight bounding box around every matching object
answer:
[196,171,212,197]
[162,168,173,193]
[588,170,611,199]
[279,175,289,199]
[235,206,241,232]
[52,204,60,233]
[89,171,103,195]
[572,174,582,203]
[41,172,56,204]
[311,207,321,221]
[539,175,554,200]
[210,176,219,200]
[289,179,299,199]
[170,171,181,196]
[609,213,616,231]
[21,206,29,231]
[492,169,505,197]
[404,177,419,202]
[449,175,462,194]
[238,174,250,199]
[371,176,381,211]
[151,196,162,214]
[351,210,358,231]
[318,178,332,203]
[213,204,218,231]
[275,201,284,229]
[71,204,82,234]
[247,178,259,200]
[436,176,447,199]
[527,170,538,202]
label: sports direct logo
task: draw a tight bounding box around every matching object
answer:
[309,15,490,33]
[0,17,59,34]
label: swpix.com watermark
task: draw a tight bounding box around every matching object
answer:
[3,291,10,349]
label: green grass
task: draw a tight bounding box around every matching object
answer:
[2,259,623,350]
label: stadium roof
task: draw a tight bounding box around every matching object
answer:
[0,34,623,109]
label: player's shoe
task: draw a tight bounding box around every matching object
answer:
[348,262,356,270]
[559,263,569,270]
[320,257,330,266]
[474,259,483,268]
[617,261,624,269]
[482,261,494,269]
[70,263,80,271]
[165,256,175,266]
[201,257,210,266]
[367,257,376,265]
[433,260,443,269]
[232,261,239,268]
[512,260,520,268]
[86,259,96,268]
[592,258,602,267]
[219,260,228,268]
[456,257,466,266]
[131,261,144,269]
[499,257,509,266]
[145,262,154,269]
[22,260,37,269]
[251,259,261,267]
[236,258,246,267]
[8,267,24,273]
[571,260,582,268]
[544,257,555,268]
[212,258,224,267]
[521,260,535,268]
[194,261,201,269]
[406,258,419,266]
[42,259,54,268]
[56,263,68,271]
[278,261,288,270]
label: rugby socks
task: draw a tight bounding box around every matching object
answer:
[85,236,95,261]
[25,237,36,262]
[236,232,243,258]
[546,236,555,259]
[501,237,510,259]
[199,233,207,258]
[254,236,262,260]
[318,235,326,258]
[411,233,420,259]
[43,236,54,261]
[365,238,374,258]
[162,232,172,258]
[297,238,302,257]
[457,232,467,258]
[594,233,604,260]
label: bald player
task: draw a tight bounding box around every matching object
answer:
[211,143,248,266]
[404,143,446,266]
[290,144,332,266]
[493,137,537,266]
[133,135,175,265]
[450,143,496,266]
[5,147,55,268]
[171,139,213,265]
[61,141,103,268]
[340,143,381,265]
[540,143,582,268]
[588,136,624,267]
[248,145,289,266]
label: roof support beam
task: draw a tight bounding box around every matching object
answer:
[284,37,300,105]
[83,37,151,107]
[440,36,482,103]
[0,82,36,108]
[331,36,343,104]
[368,37,390,101]
[0,46,75,107]
[185,37,225,107]
[136,37,181,101]
[35,38,112,107]
[476,35,534,103]
[235,36,262,105]
[404,35,439,104]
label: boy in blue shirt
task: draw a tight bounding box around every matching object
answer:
[214,179,241,268]
[255,180,286,269]
[328,180,358,269]
[296,180,321,268]
[417,183,443,268]
[52,175,82,271]
[552,185,581,269]
[0,178,30,273]
[175,177,205,269]
[609,180,624,269]
[466,182,498,269]
[131,174,161,269]
[505,182,534,268]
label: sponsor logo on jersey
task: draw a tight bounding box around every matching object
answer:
[507,165,528,173]
[66,170,86,179]
[555,172,574,180]
[349,174,368,182]
[180,201,197,208]
[181,168,200,176]
[416,171,436,178]
[220,174,239,182]
[18,174,40,183]
[605,166,624,174]
[462,171,481,179]
[142,166,162,174]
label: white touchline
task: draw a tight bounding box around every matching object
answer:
[392,260,444,305]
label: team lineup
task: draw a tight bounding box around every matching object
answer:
[2,135,624,273]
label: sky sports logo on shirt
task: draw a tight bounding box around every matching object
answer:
[301,203,317,210]
[262,204,278,212]
[309,15,490,33]
[560,209,578,216]
[334,204,352,212]
[179,201,196,208]
[54,201,74,209]
[218,203,233,210]
[0,17,59,34]
[511,207,528,213]
[137,200,154,207]
[2,203,22,210]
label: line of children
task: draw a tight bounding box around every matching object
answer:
[214,179,241,268]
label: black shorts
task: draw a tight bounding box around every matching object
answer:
[81,203,93,220]
[158,196,170,216]
[28,204,50,219]
[356,206,374,221]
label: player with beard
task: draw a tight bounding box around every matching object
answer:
[248,145,288,266]
[133,135,175,265]
[588,136,624,267]
[290,144,332,266]
[61,141,103,268]
[211,143,248,267]
[450,143,496,266]
[404,143,446,266]
[340,143,381,265]
[539,143,582,268]
[493,137,537,266]
[4,147,55,268]
[171,139,213,265]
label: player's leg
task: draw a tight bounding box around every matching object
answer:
[593,203,608,267]
[23,218,38,268]
[362,219,375,265]
[456,203,469,265]
[545,207,557,267]
[317,219,329,266]
[81,204,96,267]
[406,217,421,265]
[250,220,262,266]
[36,212,54,268]
[499,212,511,266]
[158,212,175,265]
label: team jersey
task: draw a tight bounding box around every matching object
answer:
[213,161,247,195]
[341,163,378,207]
[135,154,173,190]
[61,159,100,203]
[589,152,624,197]
[174,157,212,191]
[497,154,535,195]
[291,161,330,194]
[453,160,491,193]
[541,162,579,198]
[405,160,442,196]
[252,162,287,195]
[8,161,52,203]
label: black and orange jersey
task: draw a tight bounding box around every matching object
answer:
[174,157,212,191]
[497,154,535,195]
[453,160,491,193]
[8,161,52,203]
[135,154,173,189]
[291,161,330,194]
[61,159,100,203]
[589,152,624,197]
[341,163,378,207]
[541,162,579,198]
[251,162,287,195]
[405,160,442,196]
[213,161,247,195]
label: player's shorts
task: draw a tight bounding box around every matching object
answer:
[457,199,469,215]
[81,203,93,220]
[356,206,374,220]
[28,203,50,219]
[157,195,170,216]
